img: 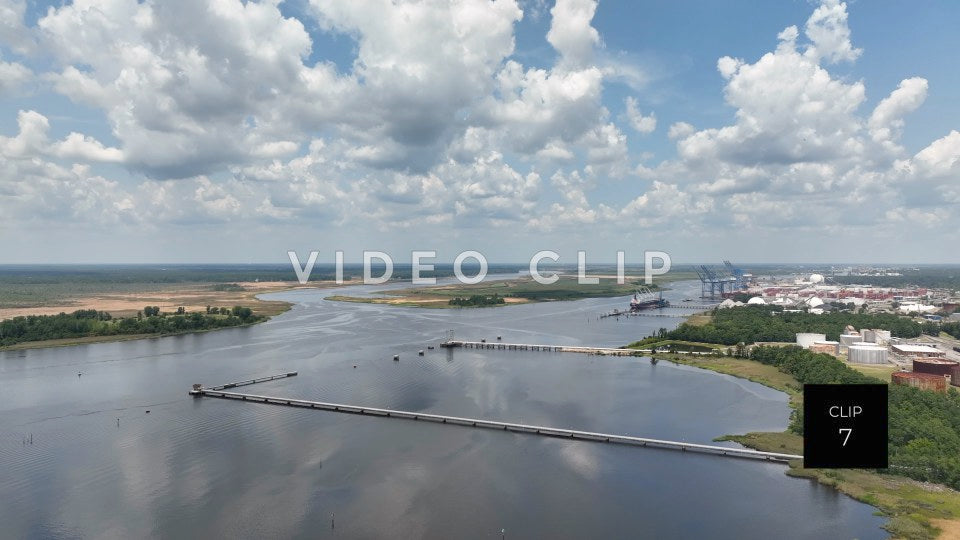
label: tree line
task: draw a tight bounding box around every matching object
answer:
[448,294,506,307]
[630,305,923,347]
[749,345,960,490]
[0,307,263,346]
[940,322,960,340]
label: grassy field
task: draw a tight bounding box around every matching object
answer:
[685,313,713,326]
[659,350,960,539]
[325,274,686,308]
[0,280,302,320]
[847,362,900,380]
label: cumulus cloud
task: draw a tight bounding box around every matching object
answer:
[546,0,600,68]
[909,131,960,178]
[623,97,656,134]
[869,77,928,150]
[0,0,34,54]
[599,0,957,236]
[0,56,30,94]
[0,110,123,163]
[0,0,956,255]
[667,122,695,140]
[50,133,125,163]
[804,0,861,63]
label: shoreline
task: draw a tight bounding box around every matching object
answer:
[0,280,327,321]
[0,312,292,352]
[656,352,960,539]
[0,284,301,352]
[324,274,682,309]
[9,277,957,536]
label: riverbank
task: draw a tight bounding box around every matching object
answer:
[0,280,320,321]
[658,353,960,540]
[325,274,687,308]
[0,313,288,352]
[0,308,293,352]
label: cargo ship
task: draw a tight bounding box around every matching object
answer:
[629,290,669,312]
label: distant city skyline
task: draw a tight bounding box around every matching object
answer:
[1,0,958,263]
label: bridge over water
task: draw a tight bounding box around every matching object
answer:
[190,372,802,464]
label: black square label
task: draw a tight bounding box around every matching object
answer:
[803,384,888,469]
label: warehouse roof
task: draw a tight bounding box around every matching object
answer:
[891,344,942,353]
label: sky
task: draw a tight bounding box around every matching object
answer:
[0,0,958,264]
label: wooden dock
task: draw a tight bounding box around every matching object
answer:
[189,375,802,463]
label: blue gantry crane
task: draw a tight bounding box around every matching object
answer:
[696,261,747,299]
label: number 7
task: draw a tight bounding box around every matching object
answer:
[839,428,853,446]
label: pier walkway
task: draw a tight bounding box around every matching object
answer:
[600,311,692,319]
[440,340,716,356]
[189,375,802,464]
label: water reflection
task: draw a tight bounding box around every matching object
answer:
[0,280,885,538]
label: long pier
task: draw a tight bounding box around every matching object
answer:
[205,371,298,391]
[600,311,692,319]
[442,340,641,355]
[190,375,802,463]
[440,340,716,357]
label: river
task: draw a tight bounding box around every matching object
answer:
[0,279,885,539]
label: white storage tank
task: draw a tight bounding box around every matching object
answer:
[796,333,827,348]
[839,333,864,352]
[870,329,891,344]
[848,343,889,364]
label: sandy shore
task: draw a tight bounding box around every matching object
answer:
[934,519,960,539]
[0,280,339,320]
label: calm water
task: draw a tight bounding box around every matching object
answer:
[0,279,885,539]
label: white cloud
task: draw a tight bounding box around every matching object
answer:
[0,56,30,94]
[51,133,124,163]
[667,122,695,140]
[0,110,49,158]
[1,110,123,163]
[623,96,656,134]
[868,77,928,149]
[910,130,960,178]
[680,24,866,167]
[37,0,334,178]
[803,0,861,64]
[0,0,956,257]
[601,0,958,237]
[546,0,600,68]
[0,0,33,54]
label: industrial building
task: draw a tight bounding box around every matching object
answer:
[912,358,960,386]
[891,344,945,360]
[847,343,889,364]
[892,371,949,393]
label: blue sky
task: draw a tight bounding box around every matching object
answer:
[0,0,958,264]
